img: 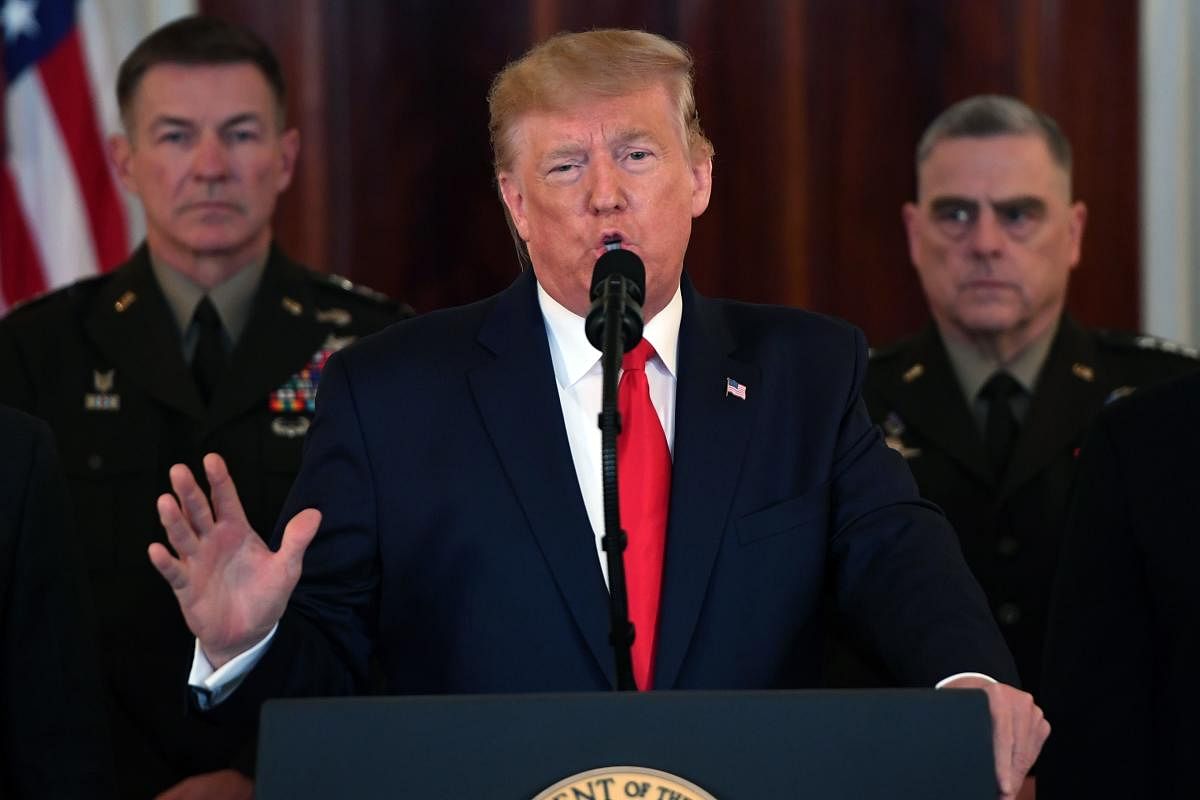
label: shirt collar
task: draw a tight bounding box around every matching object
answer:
[942,317,1059,402]
[537,281,682,389]
[150,255,267,344]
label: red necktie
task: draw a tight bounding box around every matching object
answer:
[618,339,671,690]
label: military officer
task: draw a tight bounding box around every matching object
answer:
[0,16,408,800]
[829,95,1196,703]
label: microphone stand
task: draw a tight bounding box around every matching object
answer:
[595,273,637,692]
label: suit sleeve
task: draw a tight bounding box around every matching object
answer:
[1038,418,1151,797]
[826,327,1018,686]
[1,414,115,798]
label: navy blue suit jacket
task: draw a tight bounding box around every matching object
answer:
[230,272,1015,705]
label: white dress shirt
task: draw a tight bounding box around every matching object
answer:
[538,282,681,585]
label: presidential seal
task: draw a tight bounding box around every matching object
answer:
[532,766,717,800]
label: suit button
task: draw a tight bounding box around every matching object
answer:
[87,454,103,471]
[997,602,1021,626]
[996,536,1019,557]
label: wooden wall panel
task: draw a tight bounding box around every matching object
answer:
[197,0,1140,345]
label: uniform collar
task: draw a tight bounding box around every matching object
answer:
[150,253,268,344]
[941,318,1059,402]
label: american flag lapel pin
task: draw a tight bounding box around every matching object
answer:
[725,377,747,400]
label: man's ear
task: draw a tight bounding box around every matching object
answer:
[108,133,137,194]
[690,156,713,218]
[276,128,300,193]
[901,202,921,267]
[1066,201,1087,270]
[498,173,531,241]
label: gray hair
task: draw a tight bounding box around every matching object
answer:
[915,94,1072,174]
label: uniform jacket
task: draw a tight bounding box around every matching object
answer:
[219,270,1016,712]
[0,245,405,797]
[859,316,1197,696]
[0,406,114,798]
[1040,369,1200,798]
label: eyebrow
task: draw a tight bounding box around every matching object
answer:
[928,195,1046,209]
[148,111,265,131]
[607,127,660,148]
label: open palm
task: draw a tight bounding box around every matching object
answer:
[148,453,320,669]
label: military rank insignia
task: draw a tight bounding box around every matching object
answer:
[268,334,356,414]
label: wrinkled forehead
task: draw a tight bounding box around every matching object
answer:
[917,134,1071,202]
[505,84,686,164]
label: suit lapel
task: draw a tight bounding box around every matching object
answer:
[653,282,760,689]
[1002,318,1106,496]
[205,252,328,431]
[84,249,205,421]
[468,272,616,686]
[878,327,993,488]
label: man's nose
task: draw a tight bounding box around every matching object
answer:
[968,207,1005,256]
[588,159,626,214]
[191,131,229,181]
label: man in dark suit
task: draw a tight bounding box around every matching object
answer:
[1039,370,1200,798]
[841,96,1197,699]
[0,17,404,799]
[1,405,114,798]
[150,31,1047,798]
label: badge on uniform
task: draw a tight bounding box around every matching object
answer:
[84,369,121,412]
[267,333,358,430]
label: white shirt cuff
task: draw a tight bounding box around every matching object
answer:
[934,671,998,689]
[188,624,279,709]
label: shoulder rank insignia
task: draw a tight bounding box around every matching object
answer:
[267,333,358,415]
[84,369,120,411]
[902,363,925,383]
[1132,334,1200,359]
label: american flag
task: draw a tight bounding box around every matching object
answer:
[725,376,746,400]
[1,0,193,313]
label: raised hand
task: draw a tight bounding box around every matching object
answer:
[147,453,320,668]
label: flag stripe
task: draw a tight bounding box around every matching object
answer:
[37,27,128,270]
[0,166,49,307]
[5,68,101,290]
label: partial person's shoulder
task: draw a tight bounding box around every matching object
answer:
[305,271,413,324]
[1089,328,1200,376]
[864,333,923,384]
[866,335,919,366]
[0,273,110,330]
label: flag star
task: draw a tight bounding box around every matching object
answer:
[2,0,40,43]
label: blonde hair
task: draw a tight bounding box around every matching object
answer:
[488,29,714,265]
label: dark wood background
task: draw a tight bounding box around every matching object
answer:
[200,0,1139,346]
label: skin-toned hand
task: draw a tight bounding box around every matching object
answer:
[941,676,1049,799]
[147,453,320,668]
[155,768,253,800]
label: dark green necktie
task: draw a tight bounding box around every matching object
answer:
[191,296,227,404]
[981,371,1022,479]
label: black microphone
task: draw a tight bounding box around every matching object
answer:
[585,247,645,353]
[586,245,646,691]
